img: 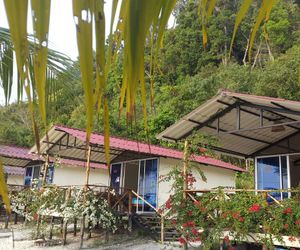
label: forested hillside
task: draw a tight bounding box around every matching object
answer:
[1,0,300,147]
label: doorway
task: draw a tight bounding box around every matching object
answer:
[110,158,158,213]
[256,155,290,200]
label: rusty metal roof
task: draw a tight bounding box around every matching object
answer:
[30,125,245,172]
[157,90,300,158]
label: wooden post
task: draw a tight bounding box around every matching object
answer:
[42,155,49,186]
[80,215,85,248]
[183,140,189,250]
[49,216,54,240]
[73,218,77,236]
[85,146,92,189]
[36,215,42,238]
[14,212,18,224]
[62,188,72,245]
[5,214,10,229]
[87,221,92,239]
[161,216,165,244]
[80,146,91,248]
[58,217,63,235]
[62,219,68,245]
[128,191,133,232]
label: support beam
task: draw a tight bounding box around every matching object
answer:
[161,135,178,142]
[177,104,237,140]
[271,101,295,112]
[42,141,122,156]
[188,119,271,145]
[234,97,300,117]
[194,119,300,155]
[250,130,300,157]
[222,120,300,134]
[52,154,107,165]
[218,99,300,131]
[236,105,241,130]
[208,145,249,158]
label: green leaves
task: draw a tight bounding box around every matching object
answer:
[198,0,217,48]
[248,0,275,60]
[73,0,94,143]
[0,158,11,213]
[31,0,51,127]
[229,0,253,56]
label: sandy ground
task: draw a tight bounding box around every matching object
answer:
[0,226,182,250]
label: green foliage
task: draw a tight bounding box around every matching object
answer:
[10,186,117,237]
[163,164,300,249]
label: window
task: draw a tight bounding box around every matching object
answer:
[24,164,55,187]
[256,156,290,201]
[138,159,158,212]
[110,163,122,193]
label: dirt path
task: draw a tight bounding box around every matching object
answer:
[0,227,182,250]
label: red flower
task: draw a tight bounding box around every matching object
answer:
[33,213,39,221]
[233,212,240,219]
[249,203,260,212]
[166,196,172,209]
[222,212,227,219]
[288,236,296,242]
[171,220,177,225]
[284,224,289,230]
[228,246,235,250]
[223,236,230,244]
[200,207,207,212]
[187,221,195,227]
[191,228,199,235]
[295,220,300,225]
[194,200,201,206]
[187,211,193,216]
[178,237,186,244]
[182,223,188,228]
[199,147,207,153]
[239,216,245,222]
[284,207,292,215]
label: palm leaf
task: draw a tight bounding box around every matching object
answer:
[0,158,11,213]
[73,0,94,143]
[4,1,41,154]
[104,99,110,173]
[31,0,51,127]
[248,0,275,61]
[199,0,216,48]
[229,0,253,56]
[120,0,163,125]
[93,0,106,113]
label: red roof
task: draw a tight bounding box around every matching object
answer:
[0,145,106,169]
[54,125,246,172]
[4,166,25,175]
[0,145,37,161]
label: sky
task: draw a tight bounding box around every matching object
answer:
[0,0,113,104]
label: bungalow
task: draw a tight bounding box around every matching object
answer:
[157,90,300,200]
[24,124,245,212]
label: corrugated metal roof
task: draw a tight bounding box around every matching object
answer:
[4,166,25,175]
[157,90,300,158]
[30,125,246,172]
[0,145,39,167]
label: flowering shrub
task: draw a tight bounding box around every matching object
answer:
[10,186,117,235]
[162,166,300,249]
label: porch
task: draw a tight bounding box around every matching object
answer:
[158,90,300,197]
[3,184,300,249]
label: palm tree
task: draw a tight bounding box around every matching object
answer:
[0,0,278,214]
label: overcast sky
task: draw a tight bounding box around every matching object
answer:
[0,0,113,104]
